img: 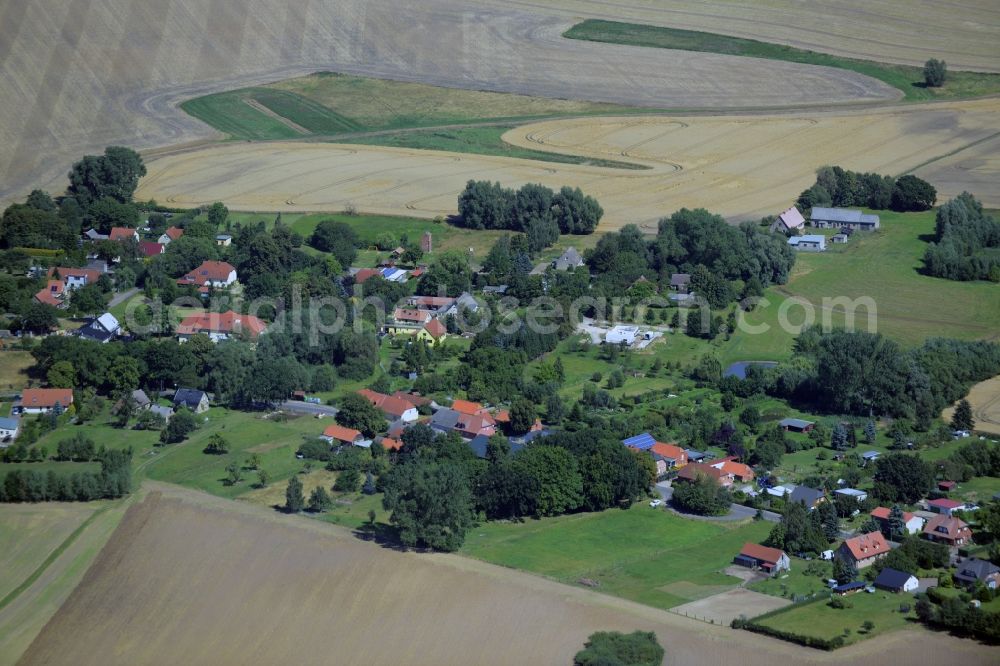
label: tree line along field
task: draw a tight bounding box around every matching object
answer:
[563,20,1000,103]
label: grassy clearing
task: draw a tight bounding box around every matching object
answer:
[0,351,35,391]
[345,125,645,169]
[752,592,917,645]
[564,20,1000,102]
[461,505,771,610]
[750,557,831,599]
[762,211,1000,346]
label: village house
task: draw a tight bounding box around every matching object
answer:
[954,558,1000,590]
[173,388,210,414]
[418,318,447,343]
[922,514,972,547]
[108,227,139,242]
[321,424,370,448]
[649,442,688,474]
[150,404,174,423]
[176,310,267,342]
[809,207,880,231]
[733,542,790,575]
[0,416,20,443]
[158,226,184,244]
[676,462,732,487]
[34,280,66,308]
[837,532,890,569]
[177,260,238,292]
[870,507,925,535]
[83,228,108,241]
[47,266,102,290]
[358,389,419,423]
[834,487,868,503]
[789,485,826,510]
[771,206,806,235]
[669,273,691,294]
[707,457,754,483]
[873,567,919,593]
[552,247,584,271]
[76,312,121,343]
[139,241,165,258]
[16,388,74,415]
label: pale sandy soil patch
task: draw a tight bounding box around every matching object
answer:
[135,99,1000,226]
[673,588,793,626]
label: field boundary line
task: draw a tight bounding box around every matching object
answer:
[0,504,111,612]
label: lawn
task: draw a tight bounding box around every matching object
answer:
[770,211,1000,346]
[144,409,320,498]
[749,557,832,600]
[563,20,1000,103]
[0,351,35,392]
[953,475,1000,504]
[461,505,771,610]
[752,592,917,646]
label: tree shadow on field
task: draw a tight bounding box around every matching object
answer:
[353,522,411,552]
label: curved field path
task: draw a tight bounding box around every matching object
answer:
[134,98,1000,226]
[0,0,927,204]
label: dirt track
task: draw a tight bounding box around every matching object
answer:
[19,483,1000,665]
[134,98,1000,226]
[0,0,927,204]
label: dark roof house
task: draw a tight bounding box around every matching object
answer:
[873,567,918,593]
[173,388,209,413]
[789,486,825,509]
[954,559,1000,590]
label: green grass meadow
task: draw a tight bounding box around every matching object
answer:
[752,593,917,645]
[461,505,771,610]
[563,20,1000,103]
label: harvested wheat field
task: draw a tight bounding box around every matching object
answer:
[943,375,1000,436]
[19,483,999,666]
[0,0,911,204]
[135,98,1000,227]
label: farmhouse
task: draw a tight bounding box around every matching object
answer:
[874,567,918,593]
[707,457,754,482]
[837,532,890,569]
[177,260,238,291]
[733,542,790,575]
[954,558,1000,590]
[418,318,447,343]
[173,388,209,414]
[779,418,814,433]
[676,462,732,487]
[321,424,369,448]
[927,498,965,516]
[392,308,432,326]
[870,507,925,535]
[176,311,267,342]
[789,485,826,510]
[649,442,688,473]
[0,417,20,443]
[787,234,826,252]
[358,389,419,422]
[553,247,584,271]
[16,388,74,415]
[809,207,880,230]
[772,206,805,234]
[922,514,972,547]
[606,325,639,345]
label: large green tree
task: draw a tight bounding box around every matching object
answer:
[336,393,386,438]
[672,473,730,516]
[574,631,664,666]
[382,460,475,551]
[67,146,146,206]
[873,453,934,504]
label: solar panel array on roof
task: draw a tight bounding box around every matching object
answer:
[622,433,656,450]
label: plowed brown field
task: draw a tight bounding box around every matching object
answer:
[19,484,1000,665]
[134,99,1000,226]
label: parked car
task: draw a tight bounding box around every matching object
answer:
[649,499,663,508]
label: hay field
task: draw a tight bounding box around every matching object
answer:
[943,375,1000,436]
[0,0,907,205]
[20,484,1000,666]
[135,98,1000,226]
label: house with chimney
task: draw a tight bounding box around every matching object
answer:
[177,260,238,293]
[176,310,267,342]
[836,532,890,569]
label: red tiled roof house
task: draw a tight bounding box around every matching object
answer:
[837,532,890,569]
[18,388,74,415]
[923,515,972,547]
[176,311,267,342]
[734,542,790,575]
[177,260,238,292]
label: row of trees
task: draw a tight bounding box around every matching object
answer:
[797,166,937,212]
[457,181,603,237]
[923,193,1000,281]
[0,448,132,503]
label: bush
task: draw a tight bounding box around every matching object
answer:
[924,59,947,87]
[573,631,664,666]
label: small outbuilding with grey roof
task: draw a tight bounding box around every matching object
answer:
[779,418,814,433]
[789,486,826,510]
[874,567,918,593]
[0,417,20,443]
[552,247,584,271]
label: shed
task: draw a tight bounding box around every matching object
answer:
[873,568,918,593]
